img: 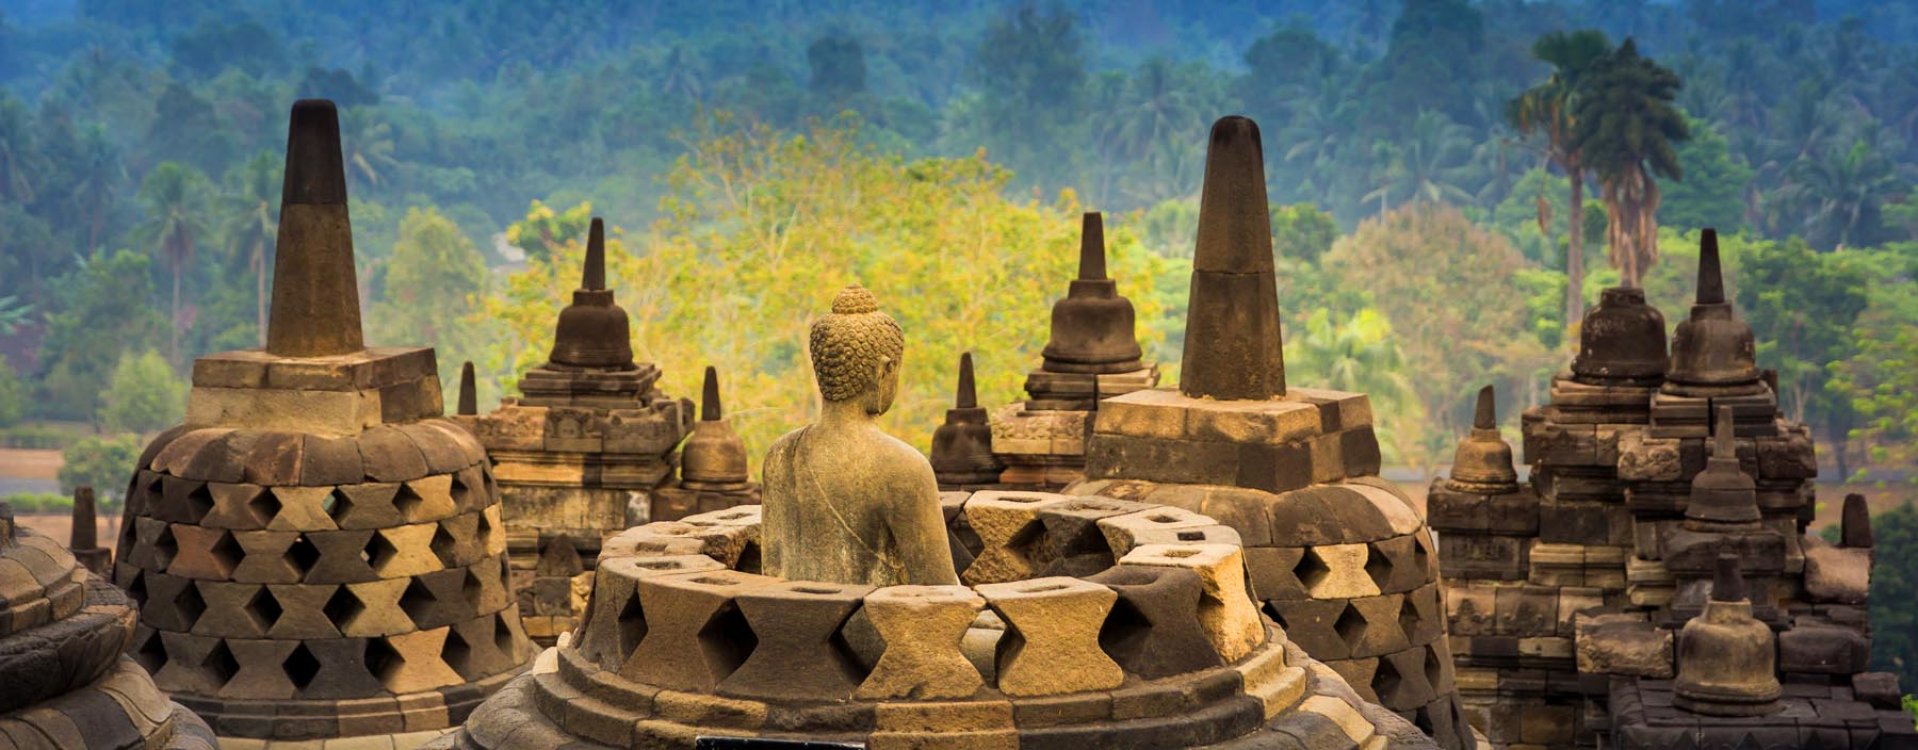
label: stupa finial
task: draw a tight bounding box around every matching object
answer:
[265,99,364,357]
[1842,493,1873,548]
[1711,551,1746,602]
[1181,115,1285,400]
[1473,385,1497,431]
[583,218,606,291]
[701,365,723,422]
[956,352,978,410]
[70,486,97,550]
[1078,212,1107,281]
[457,361,478,416]
[1696,228,1725,305]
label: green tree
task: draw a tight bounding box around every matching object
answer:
[1509,28,1612,321]
[369,207,488,390]
[0,355,24,427]
[966,4,1087,190]
[1287,307,1420,461]
[1572,39,1691,288]
[1737,236,1871,475]
[1868,504,1918,690]
[1660,117,1753,233]
[34,249,168,422]
[56,433,143,509]
[217,151,281,345]
[1786,139,1904,249]
[135,161,212,362]
[1270,203,1340,265]
[98,348,187,434]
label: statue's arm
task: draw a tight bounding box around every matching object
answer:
[890,457,960,585]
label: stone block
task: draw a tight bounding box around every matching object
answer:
[1778,622,1869,676]
[976,577,1124,697]
[630,569,781,691]
[1804,545,1870,604]
[1119,543,1264,661]
[1085,565,1224,678]
[1574,613,1672,678]
[856,585,986,700]
[962,491,1070,585]
[1096,506,1216,557]
[720,580,874,701]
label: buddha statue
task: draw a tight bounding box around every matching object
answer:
[761,285,960,586]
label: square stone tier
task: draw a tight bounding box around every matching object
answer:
[516,361,662,407]
[1023,365,1159,411]
[1083,387,1381,492]
[189,347,443,435]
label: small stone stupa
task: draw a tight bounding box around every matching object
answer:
[0,504,217,748]
[68,485,112,575]
[112,100,532,746]
[991,212,1160,488]
[456,217,694,644]
[1067,116,1473,749]
[929,352,1003,489]
[651,366,759,513]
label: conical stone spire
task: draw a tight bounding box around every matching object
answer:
[931,352,1002,487]
[70,486,98,551]
[1448,385,1518,488]
[457,361,478,416]
[548,217,635,368]
[1686,405,1760,525]
[1841,493,1873,549]
[1667,229,1761,394]
[681,366,749,489]
[1181,116,1284,400]
[1040,212,1143,374]
[265,100,363,358]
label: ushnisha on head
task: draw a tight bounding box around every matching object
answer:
[810,285,905,415]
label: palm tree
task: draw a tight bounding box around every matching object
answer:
[338,106,398,189]
[1786,138,1901,249]
[1571,38,1690,289]
[1400,110,1474,206]
[0,94,38,204]
[219,151,280,344]
[1509,29,1609,320]
[70,123,125,252]
[136,161,211,363]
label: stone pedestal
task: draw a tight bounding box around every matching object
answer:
[989,366,1156,489]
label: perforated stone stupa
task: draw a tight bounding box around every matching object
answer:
[455,217,697,644]
[1065,116,1472,750]
[111,100,532,747]
[991,212,1161,489]
[1435,230,1915,750]
[0,504,217,749]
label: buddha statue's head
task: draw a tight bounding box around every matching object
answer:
[810,285,904,416]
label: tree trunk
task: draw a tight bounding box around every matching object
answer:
[1566,156,1586,322]
[255,237,266,347]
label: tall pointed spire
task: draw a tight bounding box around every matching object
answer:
[956,352,978,409]
[1473,385,1496,430]
[701,365,722,422]
[457,361,478,416]
[1078,212,1107,281]
[583,218,606,291]
[1181,115,1285,400]
[1696,229,1725,305]
[265,100,364,357]
[70,485,97,551]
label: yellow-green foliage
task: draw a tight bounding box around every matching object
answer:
[476,116,1175,467]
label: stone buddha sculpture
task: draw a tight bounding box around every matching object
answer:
[762,285,960,586]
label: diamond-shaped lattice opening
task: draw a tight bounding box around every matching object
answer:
[202,640,240,687]
[442,629,473,677]
[246,488,281,526]
[209,531,244,577]
[1424,645,1445,690]
[1371,657,1404,702]
[175,581,208,629]
[399,577,437,627]
[1413,534,1433,577]
[1364,544,1394,588]
[283,642,322,691]
[736,540,763,575]
[697,602,759,679]
[1399,598,1421,640]
[363,532,397,573]
[365,637,402,687]
[394,483,424,520]
[431,523,460,568]
[185,484,216,523]
[449,472,474,510]
[1413,705,1437,736]
[616,591,648,656]
[463,568,485,609]
[494,612,518,656]
[323,585,364,627]
[124,569,148,608]
[154,526,180,570]
[324,489,351,523]
[1334,603,1367,649]
[285,534,321,577]
[1098,597,1153,666]
[134,629,167,673]
[245,587,283,631]
[1292,548,1332,590]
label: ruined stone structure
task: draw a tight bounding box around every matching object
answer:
[0,505,217,749]
[991,212,1160,489]
[111,100,532,747]
[1434,230,1915,750]
[1065,116,1473,750]
[455,218,695,644]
